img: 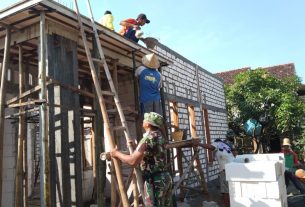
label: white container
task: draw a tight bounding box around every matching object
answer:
[226,153,288,207]
[226,161,282,182]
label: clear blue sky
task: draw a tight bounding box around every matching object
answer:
[1,0,305,83]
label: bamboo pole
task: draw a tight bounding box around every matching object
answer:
[0,26,11,206]
[92,33,106,207]
[15,45,26,207]
[23,59,29,207]
[39,11,50,207]
[111,60,139,206]
[111,62,118,207]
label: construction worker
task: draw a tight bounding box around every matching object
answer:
[198,130,236,207]
[119,13,150,42]
[99,10,114,30]
[135,53,162,116]
[110,112,172,207]
[281,138,305,194]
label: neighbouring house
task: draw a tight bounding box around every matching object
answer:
[0,1,228,206]
[215,63,305,97]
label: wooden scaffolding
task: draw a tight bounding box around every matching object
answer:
[0,1,213,206]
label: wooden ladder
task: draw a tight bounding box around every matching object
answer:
[72,1,145,207]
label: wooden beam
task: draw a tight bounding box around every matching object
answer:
[6,84,43,105]
[45,18,78,42]
[0,23,40,50]
[0,26,11,207]
[50,79,95,98]
[7,99,46,108]
[0,21,20,32]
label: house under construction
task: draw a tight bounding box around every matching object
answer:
[0,1,228,206]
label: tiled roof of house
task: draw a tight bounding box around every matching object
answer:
[263,63,296,79]
[215,67,250,85]
[215,63,296,85]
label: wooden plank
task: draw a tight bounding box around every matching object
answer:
[6,84,42,105]
[203,108,213,164]
[166,139,200,149]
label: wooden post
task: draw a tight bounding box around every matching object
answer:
[15,45,26,207]
[0,26,11,206]
[192,146,208,193]
[38,11,50,207]
[23,59,29,207]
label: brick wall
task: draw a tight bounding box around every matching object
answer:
[154,44,228,189]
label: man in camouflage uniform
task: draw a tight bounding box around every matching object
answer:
[110,112,172,207]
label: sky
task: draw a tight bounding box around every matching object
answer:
[1,0,305,83]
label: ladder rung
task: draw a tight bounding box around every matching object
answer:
[112,126,126,131]
[92,58,105,64]
[107,109,117,114]
[107,107,138,115]
[101,90,115,96]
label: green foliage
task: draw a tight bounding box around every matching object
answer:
[225,69,305,140]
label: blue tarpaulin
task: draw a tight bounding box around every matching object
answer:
[244,119,262,136]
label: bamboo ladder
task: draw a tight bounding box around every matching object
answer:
[72,1,145,206]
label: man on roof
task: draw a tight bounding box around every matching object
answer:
[119,13,150,43]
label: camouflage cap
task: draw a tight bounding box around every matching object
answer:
[143,112,163,128]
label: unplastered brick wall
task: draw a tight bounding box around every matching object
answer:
[154,44,228,187]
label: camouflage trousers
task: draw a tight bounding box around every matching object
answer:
[143,171,172,207]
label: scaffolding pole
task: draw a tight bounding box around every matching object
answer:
[15,45,26,207]
[38,11,50,207]
[0,26,11,206]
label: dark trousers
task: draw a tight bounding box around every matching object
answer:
[124,28,139,43]
[285,170,305,194]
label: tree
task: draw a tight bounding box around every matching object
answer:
[225,69,305,152]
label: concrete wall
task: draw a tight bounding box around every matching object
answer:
[1,96,17,207]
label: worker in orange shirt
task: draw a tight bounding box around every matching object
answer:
[119,13,150,43]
